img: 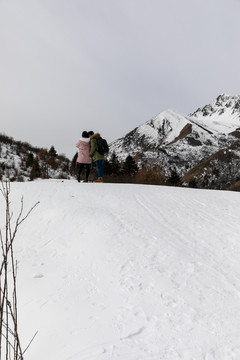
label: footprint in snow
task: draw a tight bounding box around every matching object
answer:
[33,273,44,279]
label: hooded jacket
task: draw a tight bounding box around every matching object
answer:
[76,137,91,164]
[89,133,105,161]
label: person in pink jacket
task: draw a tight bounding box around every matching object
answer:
[76,131,91,182]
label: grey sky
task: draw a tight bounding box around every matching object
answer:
[1,0,240,158]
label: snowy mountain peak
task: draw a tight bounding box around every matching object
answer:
[136,109,190,146]
[190,94,240,119]
[108,94,240,188]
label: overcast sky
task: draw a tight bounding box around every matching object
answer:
[1,0,240,158]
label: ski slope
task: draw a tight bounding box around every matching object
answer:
[1,180,240,360]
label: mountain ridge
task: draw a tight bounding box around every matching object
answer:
[109,94,240,189]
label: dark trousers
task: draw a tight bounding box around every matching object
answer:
[96,160,104,178]
[77,163,91,182]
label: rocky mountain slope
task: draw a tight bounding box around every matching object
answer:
[109,94,240,189]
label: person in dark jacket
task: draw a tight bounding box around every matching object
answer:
[89,132,105,183]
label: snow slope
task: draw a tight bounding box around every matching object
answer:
[1,180,240,360]
[190,94,240,135]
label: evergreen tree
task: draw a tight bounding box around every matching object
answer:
[189,179,197,188]
[38,149,50,177]
[30,156,41,180]
[122,155,138,176]
[110,152,121,175]
[103,159,113,175]
[70,152,78,175]
[167,169,181,185]
[49,146,58,157]
[26,152,34,168]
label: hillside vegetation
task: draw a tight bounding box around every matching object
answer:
[0,133,72,181]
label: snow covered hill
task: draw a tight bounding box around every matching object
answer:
[2,180,240,360]
[109,94,240,189]
[0,134,72,181]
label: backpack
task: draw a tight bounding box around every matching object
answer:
[96,137,109,155]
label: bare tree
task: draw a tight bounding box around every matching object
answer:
[0,181,39,359]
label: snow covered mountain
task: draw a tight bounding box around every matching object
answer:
[109,94,240,189]
[190,94,240,125]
